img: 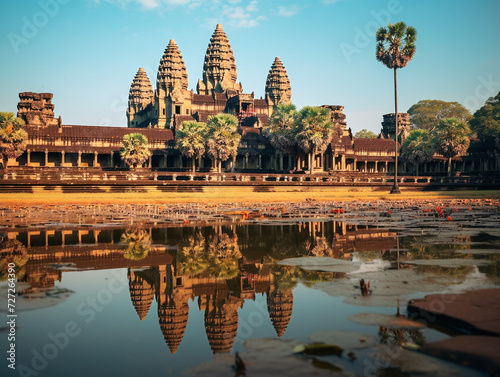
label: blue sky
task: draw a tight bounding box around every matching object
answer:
[1,0,499,134]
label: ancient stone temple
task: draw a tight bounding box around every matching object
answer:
[11,23,497,177]
[126,24,286,131]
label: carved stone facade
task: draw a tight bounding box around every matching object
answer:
[381,113,411,144]
[17,92,61,128]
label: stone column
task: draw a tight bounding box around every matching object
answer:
[94,152,98,167]
[44,149,48,166]
[279,153,283,171]
[354,159,357,172]
[385,161,388,173]
[78,151,82,167]
[364,161,367,172]
[27,149,31,165]
[258,154,262,169]
[164,154,167,168]
[61,151,65,166]
[297,155,301,170]
[110,152,114,168]
[148,155,152,168]
[245,153,249,169]
[341,154,345,170]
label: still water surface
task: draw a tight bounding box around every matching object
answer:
[2,221,499,376]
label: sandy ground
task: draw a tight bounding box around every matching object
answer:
[1,187,500,206]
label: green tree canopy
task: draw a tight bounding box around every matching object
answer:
[206,113,241,173]
[407,100,472,131]
[176,120,207,172]
[469,91,500,143]
[400,129,434,176]
[354,129,378,138]
[293,106,333,174]
[431,118,471,176]
[0,112,28,169]
[120,133,151,169]
[264,104,297,154]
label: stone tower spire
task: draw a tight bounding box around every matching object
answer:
[267,287,293,337]
[127,68,154,128]
[157,39,188,95]
[197,24,243,95]
[128,270,155,321]
[155,39,189,128]
[265,57,292,106]
[157,290,190,354]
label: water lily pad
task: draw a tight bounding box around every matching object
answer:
[186,338,351,377]
[308,330,377,350]
[372,345,485,376]
[278,257,360,273]
[348,313,425,329]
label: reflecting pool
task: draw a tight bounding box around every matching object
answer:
[1,220,499,376]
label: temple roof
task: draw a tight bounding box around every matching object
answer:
[128,68,154,113]
[267,288,293,337]
[353,138,395,151]
[128,271,154,321]
[157,39,188,94]
[265,57,292,106]
[198,24,242,95]
[158,292,190,354]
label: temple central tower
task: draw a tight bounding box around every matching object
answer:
[197,24,242,95]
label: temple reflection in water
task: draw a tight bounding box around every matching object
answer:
[3,221,397,354]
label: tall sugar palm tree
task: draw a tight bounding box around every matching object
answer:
[206,114,241,173]
[293,106,333,174]
[120,133,151,169]
[176,121,207,172]
[376,22,417,193]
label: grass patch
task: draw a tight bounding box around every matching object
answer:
[2,187,499,206]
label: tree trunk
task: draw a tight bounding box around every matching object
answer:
[391,68,400,194]
[218,159,222,173]
[448,156,452,177]
[2,157,8,169]
[192,156,196,173]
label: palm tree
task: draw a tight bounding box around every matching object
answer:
[263,104,297,170]
[0,112,28,169]
[376,22,417,193]
[121,228,151,260]
[400,129,434,176]
[177,233,209,276]
[205,114,241,173]
[431,118,471,177]
[120,133,151,169]
[293,106,333,174]
[176,121,207,172]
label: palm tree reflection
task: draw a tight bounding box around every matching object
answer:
[121,228,151,260]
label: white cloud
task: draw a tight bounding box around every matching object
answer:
[138,0,160,8]
[278,5,299,17]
